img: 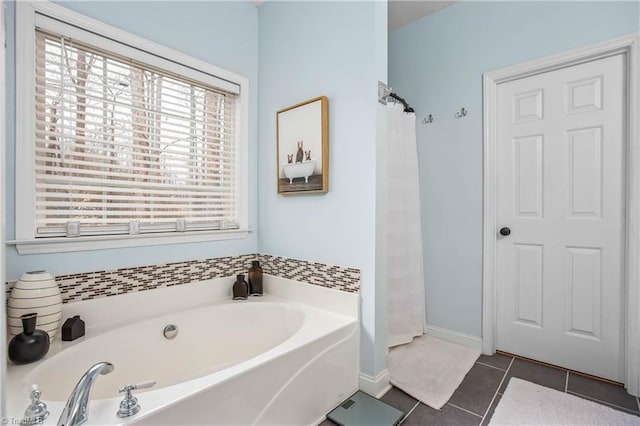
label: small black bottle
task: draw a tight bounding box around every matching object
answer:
[8,313,50,364]
[232,274,249,300]
[62,315,85,341]
[248,261,263,296]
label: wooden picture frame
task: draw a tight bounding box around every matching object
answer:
[276,96,328,195]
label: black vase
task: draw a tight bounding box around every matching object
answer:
[8,313,50,364]
[232,274,249,300]
[248,261,263,296]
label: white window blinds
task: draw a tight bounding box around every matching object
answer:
[34,30,239,238]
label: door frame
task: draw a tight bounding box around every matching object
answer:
[482,33,640,394]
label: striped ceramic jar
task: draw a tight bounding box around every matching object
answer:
[7,271,62,338]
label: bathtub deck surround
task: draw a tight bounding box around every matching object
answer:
[6,275,359,425]
[4,253,360,305]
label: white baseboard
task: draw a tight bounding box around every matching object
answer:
[359,369,391,398]
[425,324,483,351]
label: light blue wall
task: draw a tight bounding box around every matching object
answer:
[257,1,387,376]
[373,0,390,380]
[389,1,640,337]
[4,1,259,280]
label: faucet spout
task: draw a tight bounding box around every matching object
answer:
[57,362,114,426]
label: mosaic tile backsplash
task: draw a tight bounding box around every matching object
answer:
[5,254,360,304]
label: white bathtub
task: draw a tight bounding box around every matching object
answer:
[282,160,316,183]
[6,278,359,425]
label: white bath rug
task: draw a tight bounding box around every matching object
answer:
[387,334,480,410]
[489,378,640,425]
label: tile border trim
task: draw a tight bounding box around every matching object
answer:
[5,253,360,304]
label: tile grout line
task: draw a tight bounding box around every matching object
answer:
[480,356,515,425]
[566,391,640,415]
[398,401,421,425]
[565,371,569,393]
[476,361,508,372]
[447,403,483,419]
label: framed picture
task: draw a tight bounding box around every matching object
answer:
[276,96,328,195]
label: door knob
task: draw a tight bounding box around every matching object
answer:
[499,227,511,236]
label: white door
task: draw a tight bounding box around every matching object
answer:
[496,53,625,381]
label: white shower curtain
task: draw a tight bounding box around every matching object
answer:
[386,103,426,348]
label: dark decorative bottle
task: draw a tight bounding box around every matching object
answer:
[8,313,50,364]
[248,261,263,296]
[61,315,85,341]
[232,274,249,300]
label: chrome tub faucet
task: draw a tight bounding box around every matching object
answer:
[57,362,114,426]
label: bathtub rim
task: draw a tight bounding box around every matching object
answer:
[51,274,358,335]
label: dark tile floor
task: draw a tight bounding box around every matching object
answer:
[322,353,640,425]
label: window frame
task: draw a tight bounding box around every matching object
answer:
[13,1,250,254]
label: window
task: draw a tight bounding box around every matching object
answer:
[35,31,238,237]
[15,2,248,253]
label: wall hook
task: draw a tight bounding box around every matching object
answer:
[422,114,434,124]
[455,108,468,118]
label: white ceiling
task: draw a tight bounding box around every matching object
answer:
[251,0,455,32]
[388,1,456,31]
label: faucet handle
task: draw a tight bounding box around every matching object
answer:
[22,384,49,425]
[119,380,156,393]
[116,380,156,418]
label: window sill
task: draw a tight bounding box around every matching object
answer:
[7,229,252,255]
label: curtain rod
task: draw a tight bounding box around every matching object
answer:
[387,92,414,113]
[378,81,414,113]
